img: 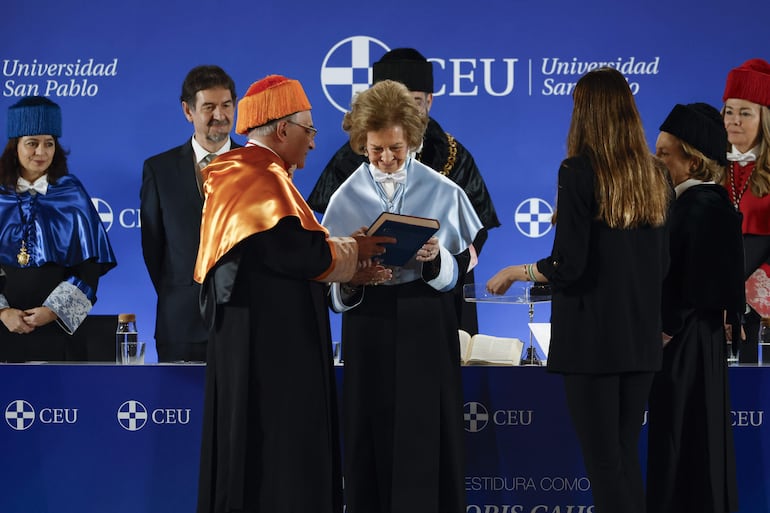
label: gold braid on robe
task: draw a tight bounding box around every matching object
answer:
[194,145,357,284]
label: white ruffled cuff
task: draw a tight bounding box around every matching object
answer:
[43,281,92,335]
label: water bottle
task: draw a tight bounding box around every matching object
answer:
[759,317,770,365]
[116,313,138,364]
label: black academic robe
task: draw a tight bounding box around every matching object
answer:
[0,263,102,361]
[646,184,742,513]
[307,117,500,334]
[341,277,466,513]
[0,175,116,362]
[196,217,342,513]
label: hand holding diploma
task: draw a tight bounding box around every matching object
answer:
[350,226,394,285]
[353,225,397,262]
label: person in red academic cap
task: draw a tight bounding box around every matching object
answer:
[193,75,393,513]
[720,58,770,363]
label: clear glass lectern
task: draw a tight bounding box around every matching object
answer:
[463,283,552,366]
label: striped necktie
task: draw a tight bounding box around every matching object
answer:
[196,153,218,197]
[200,153,217,168]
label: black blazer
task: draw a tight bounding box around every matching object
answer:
[537,156,671,374]
[140,138,241,350]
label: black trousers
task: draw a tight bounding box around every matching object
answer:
[563,372,654,513]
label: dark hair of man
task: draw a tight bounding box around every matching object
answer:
[179,65,237,108]
[0,137,69,191]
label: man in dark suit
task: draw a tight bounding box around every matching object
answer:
[140,65,239,362]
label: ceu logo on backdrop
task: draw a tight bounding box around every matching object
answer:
[515,198,553,238]
[117,400,148,432]
[321,36,390,113]
[464,401,489,433]
[91,198,113,231]
[5,400,35,431]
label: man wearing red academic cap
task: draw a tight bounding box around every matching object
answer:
[194,75,393,513]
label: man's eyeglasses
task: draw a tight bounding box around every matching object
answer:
[287,120,318,138]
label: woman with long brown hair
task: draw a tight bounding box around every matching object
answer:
[487,67,671,513]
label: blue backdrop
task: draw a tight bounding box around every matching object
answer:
[2,0,768,362]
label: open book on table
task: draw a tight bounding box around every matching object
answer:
[458,330,524,366]
[365,212,439,266]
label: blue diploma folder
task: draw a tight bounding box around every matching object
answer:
[366,212,440,266]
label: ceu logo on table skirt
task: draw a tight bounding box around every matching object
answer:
[515,198,553,238]
[5,400,35,431]
[464,401,490,433]
[117,400,148,431]
[321,36,390,113]
[91,197,114,231]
